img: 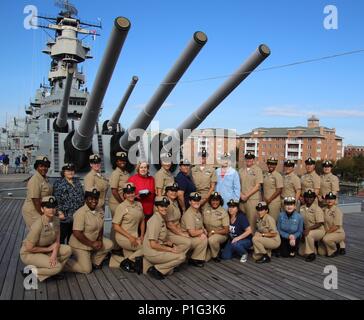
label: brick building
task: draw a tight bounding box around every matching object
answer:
[238,116,343,174]
[344,145,364,158]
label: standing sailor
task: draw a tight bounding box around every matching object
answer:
[84,154,109,210]
[281,160,301,208]
[22,156,53,228]
[175,159,196,212]
[301,158,320,203]
[319,160,340,204]
[155,152,175,196]
[263,157,283,222]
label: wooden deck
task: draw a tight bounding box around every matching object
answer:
[0,177,363,300]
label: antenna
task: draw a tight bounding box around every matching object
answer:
[55,0,78,17]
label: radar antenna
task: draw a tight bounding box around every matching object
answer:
[55,0,78,17]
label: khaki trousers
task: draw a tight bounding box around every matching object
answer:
[268,200,281,222]
[299,229,325,256]
[144,252,185,275]
[189,236,208,260]
[22,209,41,229]
[109,203,121,250]
[167,231,192,254]
[65,238,113,274]
[318,231,346,256]
[252,235,281,260]
[115,234,143,262]
[20,245,72,282]
[240,199,259,233]
[205,234,227,261]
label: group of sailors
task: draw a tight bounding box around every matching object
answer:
[19,149,346,282]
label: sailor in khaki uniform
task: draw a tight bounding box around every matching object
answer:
[300,158,320,203]
[318,192,346,257]
[252,202,281,263]
[319,160,340,204]
[84,154,109,209]
[299,190,325,262]
[203,192,229,262]
[143,196,185,280]
[22,156,53,228]
[263,157,283,222]
[65,188,113,274]
[281,160,301,208]
[181,192,208,267]
[155,152,175,196]
[165,182,192,254]
[20,196,72,282]
[239,152,263,233]
[191,149,217,208]
[108,152,130,252]
[112,183,145,274]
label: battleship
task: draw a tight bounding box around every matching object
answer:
[1,0,271,177]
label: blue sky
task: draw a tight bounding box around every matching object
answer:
[1,0,363,145]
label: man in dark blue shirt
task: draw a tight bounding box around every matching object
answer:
[175,159,196,213]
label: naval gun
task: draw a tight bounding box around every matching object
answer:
[63,17,131,172]
[53,64,75,133]
[154,44,271,167]
[109,31,208,171]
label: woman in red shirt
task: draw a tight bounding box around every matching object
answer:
[128,161,155,221]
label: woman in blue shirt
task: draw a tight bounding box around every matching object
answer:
[220,199,252,263]
[277,197,304,257]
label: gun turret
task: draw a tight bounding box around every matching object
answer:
[54,64,74,132]
[64,17,131,171]
[118,31,208,153]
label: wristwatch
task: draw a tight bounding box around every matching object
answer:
[211,230,215,235]
[262,233,265,237]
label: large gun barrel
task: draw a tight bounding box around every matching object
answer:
[55,64,74,131]
[119,31,208,151]
[107,75,138,130]
[176,44,271,143]
[72,17,131,151]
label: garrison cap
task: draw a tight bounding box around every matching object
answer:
[115,151,128,161]
[34,155,51,169]
[189,192,202,202]
[303,189,316,198]
[325,192,337,200]
[62,163,75,171]
[41,196,57,208]
[89,154,101,164]
[123,183,136,193]
[322,160,333,168]
[245,152,255,160]
[305,157,316,165]
[221,152,231,160]
[209,192,223,202]
[165,182,179,192]
[284,159,295,167]
[198,148,208,158]
[267,157,278,165]
[179,159,191,166]
[256,201,268,211]
[154,196,170,207]
[283,196,296,204]
[227,199,239,207]
[84,187,100,198]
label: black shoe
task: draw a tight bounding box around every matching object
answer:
[339,248,346,255]
[147,266,165,280]
[134,257,143,275]
[256,254,271,264]
[51,273,65,280]
[173,265,181,273]
[120,259,135,273]
[188,259,204,267]
[327,251,338,258]
[111,249,124,256]
[273,250,280,258]
[305,253,316,262]
[212,257,221,263]
[92,264,103,270]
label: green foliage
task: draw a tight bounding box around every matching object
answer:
[333,155,364,182]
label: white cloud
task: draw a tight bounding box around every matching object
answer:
[263,106,364,118]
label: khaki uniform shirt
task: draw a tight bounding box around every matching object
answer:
[323,205,344,233]
[320,173,340,198]
[301,171,320,193]
[181,207,204,232]
[282,172,301,198]
[69,204,104,251]
[109,167,129,207]
[202,205,229,233]
[256,214,280,240]
[112,200,143,238]
[20,215,60,254]
[300,203,325,230]
[22,171,53,220]
[166,200,182,225]
[84,170,109,208]
[154,168,174,195]
[143,212,167,257]
[191,165,217,199]
[239,164,263,200]
[263,170,283,203]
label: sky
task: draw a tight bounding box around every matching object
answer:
[0,0,363,145]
